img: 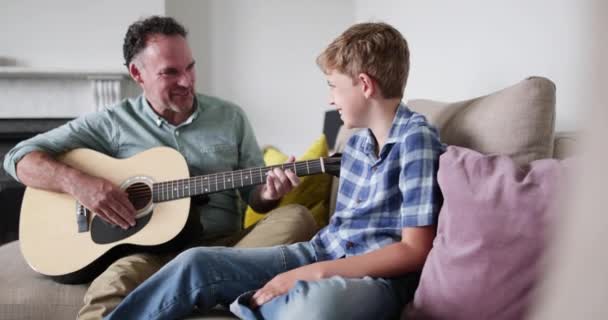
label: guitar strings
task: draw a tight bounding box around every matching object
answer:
[124,162,329,200]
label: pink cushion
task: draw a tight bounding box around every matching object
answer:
[405,146,566,320]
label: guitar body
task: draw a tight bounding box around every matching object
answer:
[19,147,191,284]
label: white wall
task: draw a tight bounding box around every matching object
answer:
[167,0,354,155]
[2,1,600,152]
[355,0,599,132]
[0,0,164,70]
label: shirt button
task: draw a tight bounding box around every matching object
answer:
[175,130,180,136]
[346,241,354,249]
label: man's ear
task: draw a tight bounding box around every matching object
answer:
[129,62,144,85]
[358,73,375,99]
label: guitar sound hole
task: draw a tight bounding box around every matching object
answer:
[126,182,152,210]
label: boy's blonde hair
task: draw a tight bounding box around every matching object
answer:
[316,22,409,99]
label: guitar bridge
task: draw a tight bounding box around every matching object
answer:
[76,203,89,233]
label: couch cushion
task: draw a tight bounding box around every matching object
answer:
[404,146,567,320]
[408,76,556,166]
[0,241,87,319]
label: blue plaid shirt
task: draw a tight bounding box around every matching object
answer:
[310,104,445,260]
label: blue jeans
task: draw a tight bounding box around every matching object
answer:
[105,242,416,320]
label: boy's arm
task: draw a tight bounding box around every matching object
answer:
[251,225,435,307]
[314,225,435,278]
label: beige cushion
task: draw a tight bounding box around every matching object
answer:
[408,76,556,166]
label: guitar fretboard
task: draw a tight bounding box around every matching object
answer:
[151,159,326,202]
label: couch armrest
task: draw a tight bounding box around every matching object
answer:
[553,131,578,160]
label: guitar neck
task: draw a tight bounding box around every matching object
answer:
[151,158,327,203]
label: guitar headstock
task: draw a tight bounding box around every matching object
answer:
[322,153,342,177]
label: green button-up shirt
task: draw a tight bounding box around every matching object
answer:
[3,94,264,237]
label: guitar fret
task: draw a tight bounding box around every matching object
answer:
[152,156,337,203]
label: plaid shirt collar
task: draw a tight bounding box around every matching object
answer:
[360,103,412,159]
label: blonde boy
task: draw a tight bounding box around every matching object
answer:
[106,22,444,320]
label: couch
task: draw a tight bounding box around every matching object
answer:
[0,76,575,319]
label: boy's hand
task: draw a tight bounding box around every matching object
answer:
[250,263,323,308]
[259,155,300,201]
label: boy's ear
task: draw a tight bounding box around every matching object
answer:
[358,73,375,99]
[129,62,144,85]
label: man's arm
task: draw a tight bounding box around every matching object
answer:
[4,109,136,229]
[251,225,435,307]
[16,151,136,229]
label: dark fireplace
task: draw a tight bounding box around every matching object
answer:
[0,118,72,245]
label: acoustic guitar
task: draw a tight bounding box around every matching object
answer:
[18,147,341,284]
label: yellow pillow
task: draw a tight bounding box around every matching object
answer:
[244,135,332,229]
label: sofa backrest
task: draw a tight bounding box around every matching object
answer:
[408,76,556,166]
[328,76,559,216]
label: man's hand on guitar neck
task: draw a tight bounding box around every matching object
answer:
[71,174,137,230]
[16,151,136,230]
[249,155,300,213]
[260,155,300,201]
